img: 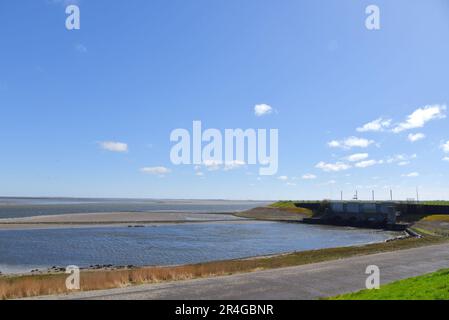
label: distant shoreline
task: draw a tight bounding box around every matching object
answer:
[0,211,249,230]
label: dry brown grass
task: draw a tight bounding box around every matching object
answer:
[1,233,445,300]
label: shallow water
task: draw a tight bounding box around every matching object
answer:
[0,198,270,219]
[0,221,399,274]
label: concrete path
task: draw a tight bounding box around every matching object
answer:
[42,243,449,300]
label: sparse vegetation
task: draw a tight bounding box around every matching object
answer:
[331,268,449,300]
[422,215,449,222]
[235,202,313,221]
[422,201,449,206]
[269,201,298,209]
[269,202,313,215]
[410,215,449,237]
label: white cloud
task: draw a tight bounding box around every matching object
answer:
[407,133,426,142]
[346,153,369,162]
[402,172,419,178]
[443,157,449,162]
[315,161,351,172]
[392,104,446,133]
[99,141,128,153]
[223,160,246,171]
[328,137,374,149]
[141,166,171,175]
[387,154,417,165]
[357,118,391,132]
[195,172,204,176]
[254,104,273,117]
[302,174,317,180]
[398,161,410,166]
[286,182,297,186]
[278,176,289,181]
[201,160,245,171]
[203,160,222,171]
[441,141,449,153]
[328,141,340,148]
[355,160,383,168]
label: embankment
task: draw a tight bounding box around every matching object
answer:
[234,206,312,221]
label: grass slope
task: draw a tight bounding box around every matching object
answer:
[332,268,449,300]
[422,201,449,206]
[269,201,298,209]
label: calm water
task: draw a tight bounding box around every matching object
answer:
[0,221,398,274]
[0,198,270,219]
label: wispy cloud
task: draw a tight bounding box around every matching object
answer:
[315,161,351,172]
[407,133,426,142]
[402,172,419,177]
[319,180,336,186]
[387,154,417,165]
[443,157,449,162]
[302,174,317,180]
[141,166,171,175]
[203,160,222,171]
[392,104,446,133]
[254,104,273,117]
[75,43,87,53]
[357,118,391,132]
[355,159,383,168]
[223,160,246,171]
[200,160,246,171]
[328,137,374,149]
[98,141,128,153]
[277,176,289,181]
[346,153,369,162]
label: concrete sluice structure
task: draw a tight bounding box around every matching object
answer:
[329,201,397,225]
[298,201,405,230]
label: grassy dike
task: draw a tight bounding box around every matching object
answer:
[1,202,447,300]
[331,268,449,300]
[234,201,313,221]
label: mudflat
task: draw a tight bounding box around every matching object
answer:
[0,211,244,230]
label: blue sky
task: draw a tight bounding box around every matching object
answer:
[1,0,449,200]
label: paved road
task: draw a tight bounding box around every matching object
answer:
[42,243,449,300]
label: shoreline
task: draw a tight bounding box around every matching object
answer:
[2,230,408,277]
[1,230,444,300]
[0,211,247,230]
[0,206,405,277]
[0,221,403,277]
